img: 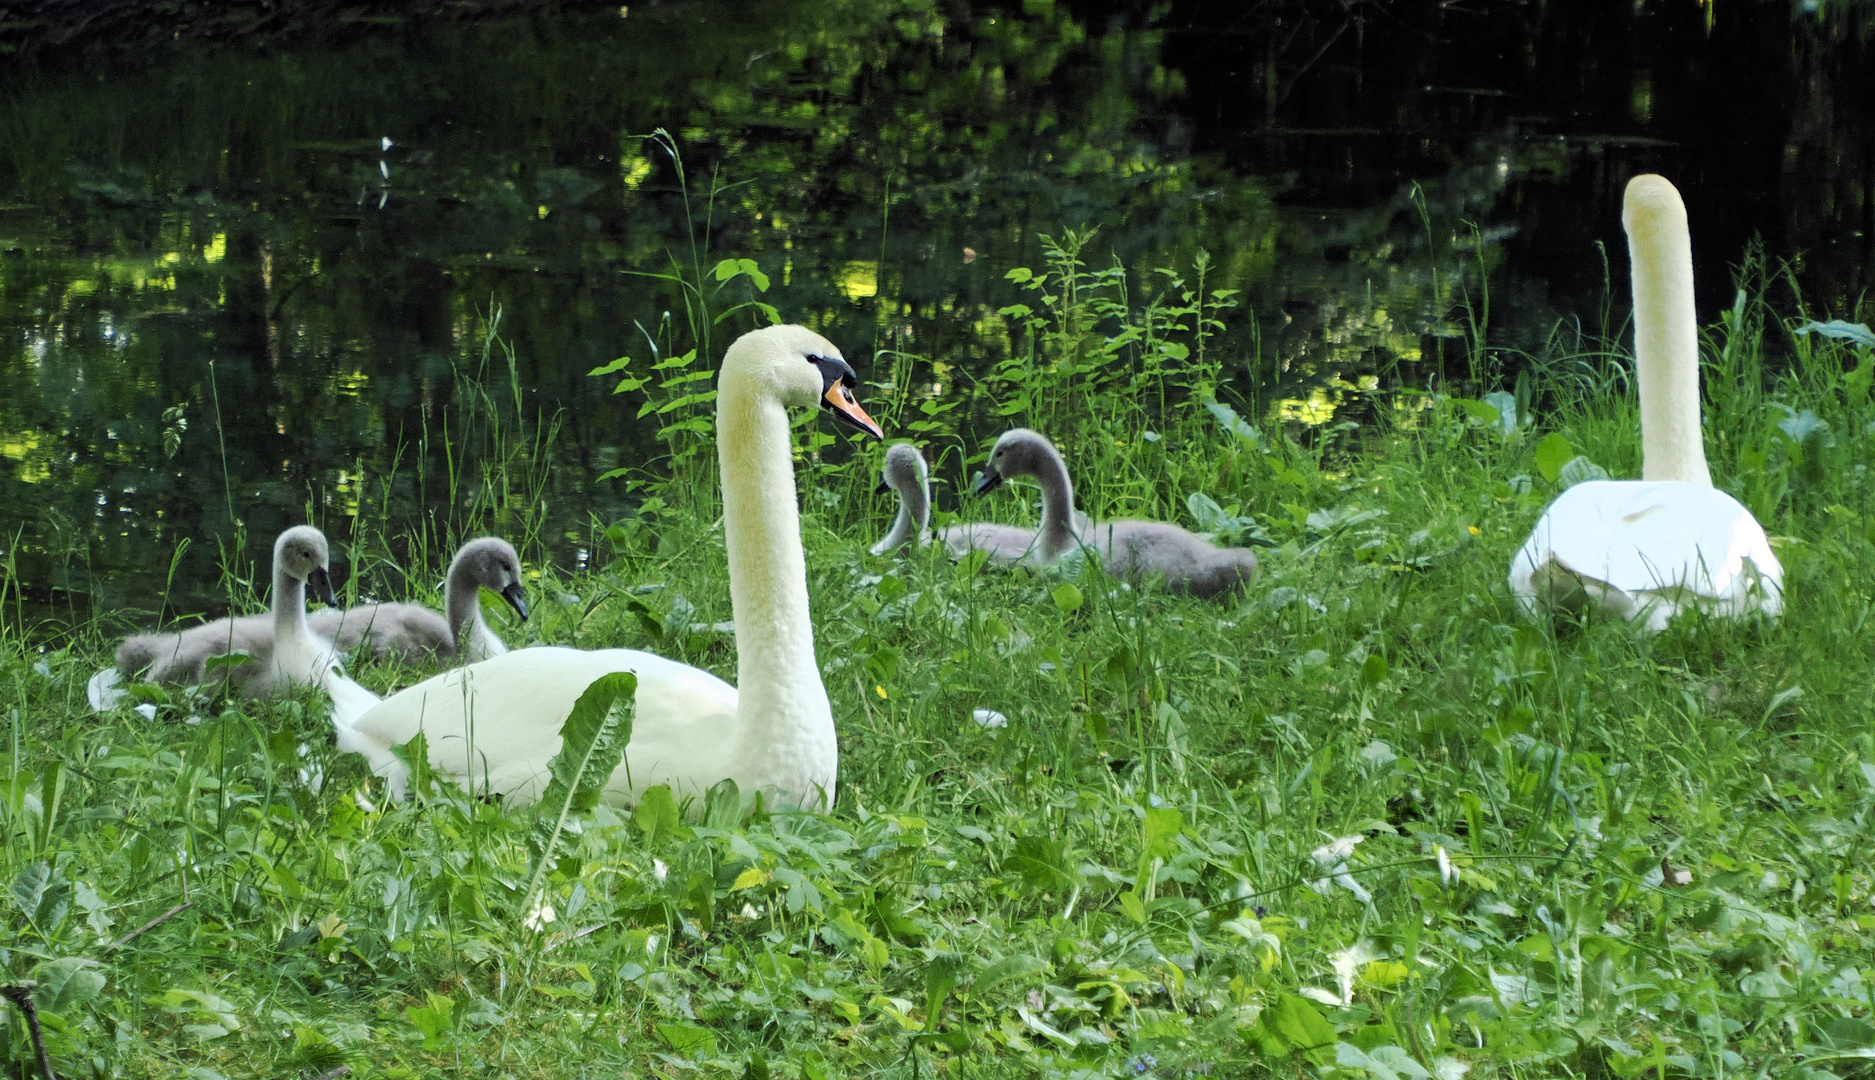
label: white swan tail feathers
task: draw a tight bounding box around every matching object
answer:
[1509,480,1783,632]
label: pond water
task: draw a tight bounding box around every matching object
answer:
[2,0,1871,628]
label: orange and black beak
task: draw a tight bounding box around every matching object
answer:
[810,355,883,440]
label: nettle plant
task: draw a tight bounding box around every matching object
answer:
[993,230,1238,442]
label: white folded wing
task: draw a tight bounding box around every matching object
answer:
[1509,479,1782,633]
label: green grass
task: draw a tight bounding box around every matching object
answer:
[3,269,1875,1080]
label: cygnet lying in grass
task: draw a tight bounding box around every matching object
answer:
[872,441,1086,563]
[309,537,528,663]
[973,428,1259,597]
[112,525,345,698]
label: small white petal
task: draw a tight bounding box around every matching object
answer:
[381,136,394,151]
[134,703,158,721]
[87,667,128,712]
[1310,834,1363,865]
[972,708,1009,729]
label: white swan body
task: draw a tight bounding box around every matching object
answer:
[1509,174,1782,630]
[328,325,883,811]
[309,537,528,664]
[1509,480,1781,632]
[332,647,736,802]
[110,526,344,698]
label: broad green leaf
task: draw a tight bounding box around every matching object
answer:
[1534,431,1573,482]
[1119,890,1148,925]
[1776,408,1831,447]
[1483,391,1518,435]
[922,951,965,1020]
[32,957,105,1013]
[1141,805,1182,863]
[1187,491,1229,530]
[702,777,744,828]
[1050,583,1083,613]
[1793,319,1875,348]
[656,1022,718,1058]
[1261,994,1337,1062]
[389,731,437,800]
[1361,654,1389,686]
[1449,397,1501,424]
[1557,455,1610,488]
[1008,834,1074,893]
[1204,397,1263,445]
[633,784,685,845]
[971,954,1049,998]
[524,672,638,916]
[406,992,454,1048]
[12,860,69,934]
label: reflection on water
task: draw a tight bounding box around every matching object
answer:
[1,0,1869,627]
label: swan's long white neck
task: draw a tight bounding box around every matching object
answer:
[1625,175,1711,487]
[717,365,835,808]
[1035,443,1080,560]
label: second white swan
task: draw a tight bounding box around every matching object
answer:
[327,324,883,811]
[1508,174,1782,632]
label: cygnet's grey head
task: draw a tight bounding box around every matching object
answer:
[275,525,339,606]
[451,537,529,620]
[971,428,1059,494]
[875,442,929,495]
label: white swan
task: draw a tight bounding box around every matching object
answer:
[326,325,883,810]
[110,525,345,698]
[308,537,528,664]
[1508,174,1782,632]
[974,428,1259,597]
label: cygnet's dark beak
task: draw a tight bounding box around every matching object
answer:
[970,465,1005,496]
[308,566,340,608]
[499,582,530,621]
[810,355,883,440]
[874,477,891,495]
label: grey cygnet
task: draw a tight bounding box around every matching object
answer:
[871,441,1075,562]
[115,525,344,697]
[309,536,528,663]
[973,428,1259,597]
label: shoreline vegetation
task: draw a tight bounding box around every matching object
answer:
[3,229,1873,1077]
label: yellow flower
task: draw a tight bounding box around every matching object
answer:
[1468,526,1481,536]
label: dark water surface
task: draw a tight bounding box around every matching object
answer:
[3,0,1871,629]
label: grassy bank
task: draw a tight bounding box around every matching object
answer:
[3,263,1874,1080]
